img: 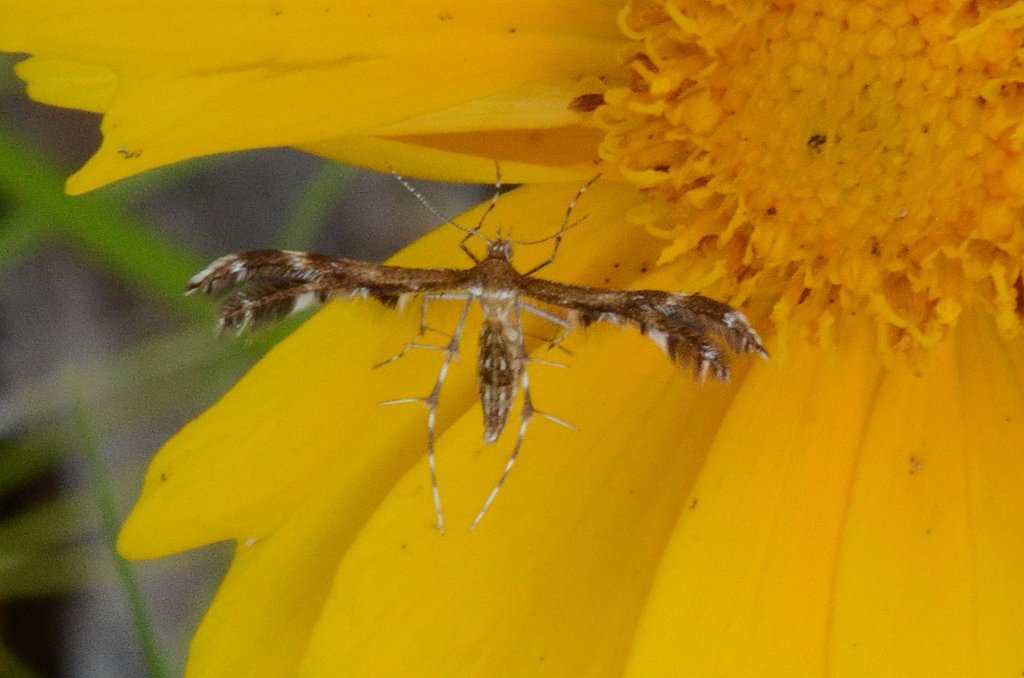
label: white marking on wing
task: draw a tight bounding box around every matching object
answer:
[227,259,247,275]
[600,311,627,325]
[396,294,414,311]
[723,310,745,329]
[187,255,237,291]
[291,291,320,313]
[647,329,669,353]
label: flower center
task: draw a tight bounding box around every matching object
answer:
[597,0,1024,357]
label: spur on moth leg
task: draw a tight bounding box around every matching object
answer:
[187,169,768,531]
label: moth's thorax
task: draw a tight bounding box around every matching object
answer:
[472,252,521,292]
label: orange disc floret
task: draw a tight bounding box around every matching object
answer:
[598,0,1024,357]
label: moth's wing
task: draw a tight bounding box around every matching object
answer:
[520,277,766,382]
[211,278,356,333]
[188,250,474,333]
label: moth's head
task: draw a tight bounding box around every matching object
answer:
[486,238,514,262]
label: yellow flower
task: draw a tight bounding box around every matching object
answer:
[5,0,1024,676]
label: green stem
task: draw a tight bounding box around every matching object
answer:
[274,160,354,249]
[0,206,48,271]
[66,370,170,678]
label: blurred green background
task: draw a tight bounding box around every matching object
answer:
[0,52,484,677]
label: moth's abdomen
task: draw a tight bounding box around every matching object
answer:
[477,298,525,444]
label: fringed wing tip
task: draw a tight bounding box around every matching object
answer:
[644,296,767,384]
[185,253,246,297]
[720,309,769,360]
[661,336,731,384]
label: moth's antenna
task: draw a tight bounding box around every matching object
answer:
[482,162,503,240]
[511,173,601,248]
[388,165,492,246]
[512,215,589,247]
[458,161,504,258]
[516,173,601,277]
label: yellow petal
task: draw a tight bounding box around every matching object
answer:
[14,56,115,113]
[831,309,1024,675]
[0,0,621,192]
[117,296,450,558]
[623,311,1024,676]
[625,317,878,676]
[299,126,606,185]
[185,499,358,678]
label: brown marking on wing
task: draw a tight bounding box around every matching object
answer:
[216,280,326,332]
[188,249,478,332]
[187,250,475,298]
[519,278,766,382]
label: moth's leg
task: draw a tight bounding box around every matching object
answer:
[521,174,601,277]
[374,293,474,368]
[470,371,533,532]
[423,299,473,534]
[374,295,447,368]
[458,232,482,264]
[521,329,573,367]
[520,302,574,355]
[522,331,573,364]
[524,354,569,369]
[520,302,571,328]
[379,299,473,534]
[469,370,577,531]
